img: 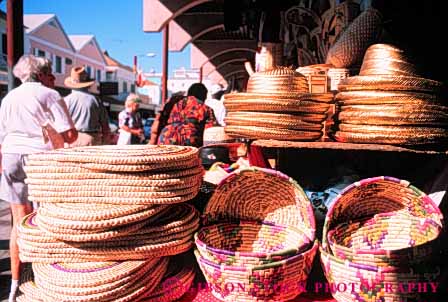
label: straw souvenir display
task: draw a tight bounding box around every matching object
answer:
[203,167,315,240]
[223,67,334,141]
[32,258,168,302]
[320,176,444,302]
[332,43,448,147]
[195,221,311,266]
[18,205,199,262]
[195,241,318,302]
[325,8,383,68]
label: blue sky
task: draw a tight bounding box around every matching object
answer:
[0,0,191,77]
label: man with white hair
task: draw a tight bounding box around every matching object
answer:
[0,54,77,302]
[117,93,144,144]
[205,83,226,126]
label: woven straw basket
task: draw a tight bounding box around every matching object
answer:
[203,167,316,241]
[320,176,444,302]
[195,241,318,302]
[195,221,312,266]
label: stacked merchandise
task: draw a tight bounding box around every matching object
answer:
[194,167,318,301]
[224,67,334,141]
[320,176,444,302]
[16,145,201,301]
[332,44,448,148]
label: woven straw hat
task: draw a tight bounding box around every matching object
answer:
[246,67,309,95]
[64,66,95,89]
[203,126,237,146]
[338,43,443,92]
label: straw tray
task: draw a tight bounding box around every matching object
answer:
[225,125,323,141]
[195,221,311,266]
[204,167,315,241]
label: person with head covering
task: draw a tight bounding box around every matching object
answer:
[117,93,144,144]
[0,54,77,302]
[205,83,226,126]
[157,83,216,147]
[64,66,111,146]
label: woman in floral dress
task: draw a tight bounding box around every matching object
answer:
[158,83,216,147]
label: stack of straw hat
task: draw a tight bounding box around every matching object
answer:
[320,176,444,302]
[332,44,448,148]
[224,67,334,141]
[16,145,201,301]
[194,167,318,301]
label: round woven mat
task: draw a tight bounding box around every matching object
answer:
[225,125,323,141]
[335,90,441,105]
[224,92,335,103]
[332,130,448,146]
[36,204,167,230]
[337,124,448,135]
[34,258,168,302]
[339,103,448,114]
[143,261,195,302]
[204,167,315,241]
[225,112,324,131]
[27,145,198,165]
[338,75,443,92]
[28,189,199,205]
[24,165,204,180]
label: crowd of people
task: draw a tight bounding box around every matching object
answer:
[0,54,229,302]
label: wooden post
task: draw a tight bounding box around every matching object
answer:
[161,24,169,103]
[6,0,24,91]
[199,66,203,83]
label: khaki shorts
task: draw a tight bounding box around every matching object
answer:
[0,153,29,205]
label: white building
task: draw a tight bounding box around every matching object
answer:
[168,67,213,98]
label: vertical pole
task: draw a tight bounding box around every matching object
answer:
[199,66,203,83]
[7,0,24,92]
[161,24,169,104]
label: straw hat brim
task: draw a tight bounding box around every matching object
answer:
[64,77,95,89]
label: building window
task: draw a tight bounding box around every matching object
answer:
[96,69,101,82]
[105,71,114,81]
[37,49,45,57]
[55,56,62,73]
[85,66,92,78]
[123,82,128,93]
[131,84,136,93]
[65,58,73,65]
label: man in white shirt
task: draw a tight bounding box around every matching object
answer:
[0,55,77,302]
[64,66,110,146]
[205,84,226,126]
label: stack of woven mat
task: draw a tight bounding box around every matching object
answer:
[224,67,334,141]
[16,145,202,301]
[332,44,448,148]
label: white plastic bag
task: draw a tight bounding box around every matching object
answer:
[117,129,131,145]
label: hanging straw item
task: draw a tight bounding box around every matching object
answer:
[204,167,316,241]
[325,8,383,68]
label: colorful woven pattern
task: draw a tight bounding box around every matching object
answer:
[320,176,444,302]
[195,221,312,266]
